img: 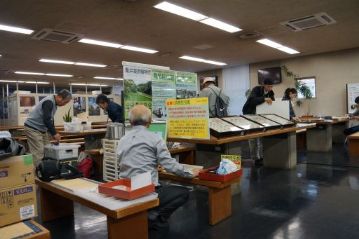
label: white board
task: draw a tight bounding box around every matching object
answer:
[347,83,359,114]
[256,99,290,119]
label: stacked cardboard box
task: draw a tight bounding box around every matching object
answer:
[0,154,37,227]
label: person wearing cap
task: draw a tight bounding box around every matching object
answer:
[242,78,275,166]
[199,77,229,117]
[117,105,199,239]
[24,89,72,165]
[96,94,123,123]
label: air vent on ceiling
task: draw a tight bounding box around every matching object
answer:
[31,28,82,43]
[237,31,262,39]
[281,12,336,32]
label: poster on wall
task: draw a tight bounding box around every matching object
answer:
[347,83,359,114]
[175,72,198,99]
[123,64,152,119]
[88,97,100,116]
[73,97,86,116]
[166,97,210,140]
[151,70,176,120]
[19,96,35,107]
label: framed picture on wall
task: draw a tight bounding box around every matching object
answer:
[295,77,316,99]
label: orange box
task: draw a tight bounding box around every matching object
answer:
[98,179,155,200]
[199,167,242,182]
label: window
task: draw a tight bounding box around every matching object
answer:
[295,77,316,99]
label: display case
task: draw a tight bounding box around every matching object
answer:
[223,116,264,132]
[209,118,245,137]
[242,115,281,129]
[260,114,295,127]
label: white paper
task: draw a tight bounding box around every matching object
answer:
[256,99,290,119]
[131,172,152,190]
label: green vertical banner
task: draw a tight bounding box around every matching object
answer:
[151,70,176,121]
[175,72,198,99]
[123,64,152,120]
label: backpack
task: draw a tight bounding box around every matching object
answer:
[210,88,229,118]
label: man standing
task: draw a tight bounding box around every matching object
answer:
[96,94,123,123]
[199,77,229,117]
[24,90,72,165]
[117,105,198,239]
[242,78,275,166]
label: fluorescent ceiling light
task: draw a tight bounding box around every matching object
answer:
[70,83,108,87]
[0,54,2,57]
[15,71,44,76]
[79,38,123,48]
[154,1,206,21]
[75,62,106,68]
[25,81,50,84]
[0,24,34,35]
[39,58,74,64]
[257,38,300,54]
[200,18,241,33]
[94,76,123,80]
[46,73,73,77]
[121,45,158,54]
[0,80,25,83]
[179,55,227,66]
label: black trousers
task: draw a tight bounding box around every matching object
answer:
[148,185,190,239]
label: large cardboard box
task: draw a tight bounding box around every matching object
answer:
[0,184,37,227]
[0,220,50,239]
[0,155,35,190]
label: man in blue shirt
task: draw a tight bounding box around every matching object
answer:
[96,94,123,123]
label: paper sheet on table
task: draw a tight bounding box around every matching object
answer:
[131,171,152,190]
[51,178,98,191]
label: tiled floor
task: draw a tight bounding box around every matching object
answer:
[39,144,359,239]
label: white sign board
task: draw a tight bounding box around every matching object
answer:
[347,83,359,114]
[256,99,290,119]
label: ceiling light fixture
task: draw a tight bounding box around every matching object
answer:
[70,83,108,87]
[94,76,123,80]
[179,55,227,66]
[121,45,158,54]
[0,80,25,83]
[45,73,73,77]
[154,1,206,21]
[154,2,241,33]
[25,81,50,84]
[256,38,300,54]
[0,23,34,35]
[39,58,107,68]
[15,71,44,76]
[200,18,241,33]
[79,38,123,48]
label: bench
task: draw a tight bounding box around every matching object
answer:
[348,132,359,157]
[36,178,159,239]
[159,171,240,225]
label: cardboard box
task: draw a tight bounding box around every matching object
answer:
[0,220,50,239]
[0,155,35,190]
[99,179,155,200]
[0,184,37,227]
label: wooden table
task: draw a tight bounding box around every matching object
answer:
[159,172,240,225]
[348,132,359,158]
[36,178,159,239]
[59,129,107,149]
[169,144,196,165]
[168,125,315,169]
[298,118,349,152]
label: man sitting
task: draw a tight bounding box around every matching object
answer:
[117,105,198,239]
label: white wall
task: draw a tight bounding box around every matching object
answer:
[250,48,359,116]
[222,65,250,115]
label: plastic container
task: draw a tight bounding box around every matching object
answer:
[198,167,242,182]
[64,122,82,132]
[44,143,81,160]
[98,179,155,200]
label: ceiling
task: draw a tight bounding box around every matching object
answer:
[0,0,359,85]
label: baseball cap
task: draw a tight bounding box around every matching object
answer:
[203,77,216,84]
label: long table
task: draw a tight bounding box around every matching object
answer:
[59,129,107,149]
[168,125,315,169]
[36,178,159,239]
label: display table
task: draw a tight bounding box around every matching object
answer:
[299,118,349,152]
[168,125,315,169]
[59,129,107,149]
[36,178,159,239]
[348,132,359,158]
[159,171,240,225]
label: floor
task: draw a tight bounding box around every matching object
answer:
[38,144,359,239]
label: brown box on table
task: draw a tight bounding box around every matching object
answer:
[198,167,242,182]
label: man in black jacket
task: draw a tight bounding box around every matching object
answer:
[242,79,275,166]
[96,94,123,123]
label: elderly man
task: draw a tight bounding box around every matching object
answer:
[117,105,197,239]
[24,89,72,165]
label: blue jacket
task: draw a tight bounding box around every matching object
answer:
[107,101,123,123]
